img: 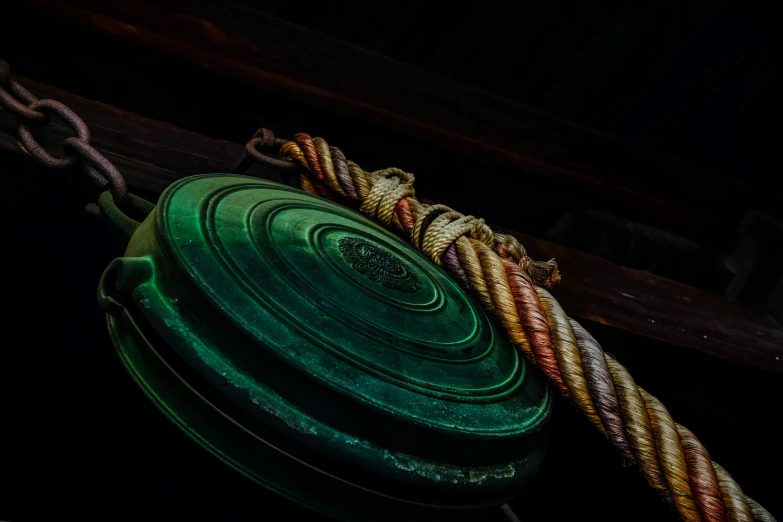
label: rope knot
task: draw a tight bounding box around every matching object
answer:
[411,205,494,265]
[359,167,416,226]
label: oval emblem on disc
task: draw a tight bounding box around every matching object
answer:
[338,237,421,293]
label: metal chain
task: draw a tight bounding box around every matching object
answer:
[244,128,300,172]
[0,59,128,208]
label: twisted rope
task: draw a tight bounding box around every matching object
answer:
[278,133,775,522]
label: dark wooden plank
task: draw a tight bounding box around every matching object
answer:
[497,227,783,374]
[2,77,780,373]
[25,0,783,241]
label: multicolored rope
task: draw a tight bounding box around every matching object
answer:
[277,132,775,522]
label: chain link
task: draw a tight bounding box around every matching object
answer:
[63,137,128,203]
[17,99,90,168]
[0,59,128,208]
[240,127,300,173]
[0,60,48,124]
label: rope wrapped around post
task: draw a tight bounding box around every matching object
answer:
[278,132,775,522]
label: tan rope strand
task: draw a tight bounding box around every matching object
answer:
[470,239,536,358]
[605,354,671,496]
[280,141,309,170]
[713,462,756,522]
[347,160,371,200]
[281,135,774,522]
[641,390,702,522]
[747,498,778,522]
[454,236,496,315]
[536,286,604,433]
[299,173,316,195]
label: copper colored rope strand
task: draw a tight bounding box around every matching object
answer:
[280,136,775,522]
[534,285,605,435]
[503,259,569,396]
[294,133,326,183]
[677,425,728,522]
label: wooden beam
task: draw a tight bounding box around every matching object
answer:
[24,0,783,241]
[500,228,783,374]
[2,77,781,374]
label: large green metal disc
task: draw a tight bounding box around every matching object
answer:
[111,174,549,518]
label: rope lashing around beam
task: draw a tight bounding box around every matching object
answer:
[276,132,776,522]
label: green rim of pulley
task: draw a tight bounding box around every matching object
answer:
[99,174,551,520]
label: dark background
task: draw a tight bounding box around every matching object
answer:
[1,1,780,521]
[253,0,778,192]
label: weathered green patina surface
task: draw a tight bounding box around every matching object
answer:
[99,175,550,520]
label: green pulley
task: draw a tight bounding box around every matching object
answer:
[97,174,550,521]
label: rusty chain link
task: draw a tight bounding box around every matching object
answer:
[244,128,300,172]
[0,60,48,125]
[17,99,90,168]
[0,59,128,208]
